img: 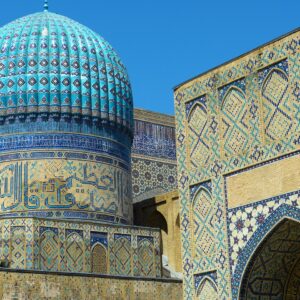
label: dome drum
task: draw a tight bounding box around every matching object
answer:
[0,11,134,224]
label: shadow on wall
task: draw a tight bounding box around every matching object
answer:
[133,192,182,277]
[134,198,168,253]
[239,218,300,299]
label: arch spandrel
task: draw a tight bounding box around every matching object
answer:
[232,204,300,300]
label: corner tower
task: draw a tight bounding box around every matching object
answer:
[0,10,133,224]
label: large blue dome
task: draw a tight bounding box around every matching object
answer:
[0,11,133,133]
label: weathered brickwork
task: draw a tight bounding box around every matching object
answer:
[174,29,300,299]
[132,109,178,203]
[0,270,182,300]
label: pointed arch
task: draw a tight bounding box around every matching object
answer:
[91,243,107,274]
[261,67,291,141]
[232,204,300,300]
[11,227,26,269]
[137,238,155,277]
[188,102,207,121]
[261,67,288,98]
[192,186,212,206]
[196,277,218,299]
[221,85,248,157]
[192,187,215,258]
[113,236,132,276]
[40,230,59,271]
[65,232,84,272]
[221,86,245,112]
[187,102,211,168]
[146,210,168,234]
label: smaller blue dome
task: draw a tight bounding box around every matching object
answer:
[0,12,133,133]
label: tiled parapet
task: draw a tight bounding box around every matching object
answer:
[0,217,162,278]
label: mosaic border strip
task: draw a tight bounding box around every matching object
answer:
[0,133,130,163]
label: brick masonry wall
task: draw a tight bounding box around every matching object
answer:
[0,270,182,300]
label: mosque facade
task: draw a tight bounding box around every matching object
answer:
[0,4,182,299]
[174,29,300,299]
[0,2,300,300]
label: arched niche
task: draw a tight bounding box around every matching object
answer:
[196,277,218,300]
[146,210,168,255]
[137,238,155,277]
[187,102,210,168]
[239,218,300,300]
[91,243,107,274]
[65,232,84,272]
[192,187,214,258]
[261,68,291,141]
[146,210,168,234]
[113,237,131,276]
[221,86,248,157]
[11,227,26,269]
[40,230,59,271]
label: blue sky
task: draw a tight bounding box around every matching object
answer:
[1,0,299,115]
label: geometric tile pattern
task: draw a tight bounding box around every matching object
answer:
[174,30,300,299]
[91,244,107,274]
[191,182,215,259]
[186,96,212,169]
[131,157,177,202]
[11,226,26,269]
[132,111,177,203]
[227,188,300,277]
[113,235,132,276]
[219,79,249,158]
[65,231,84,272]
[0,218,161,278]
[259,59,293,141]
[39,228,59,271]
[239,219,300,299]
[0,12,133,132]
[137,237,155,277]
[194,271,218,300]
[231,203,300,299]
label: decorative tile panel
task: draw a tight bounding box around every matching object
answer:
[132,109,178,203]
[0,217,161,278]
[174,30,300,299]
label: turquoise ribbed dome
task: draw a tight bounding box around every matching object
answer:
[0,12,133,132]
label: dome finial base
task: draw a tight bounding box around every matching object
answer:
[44,0,49,12]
